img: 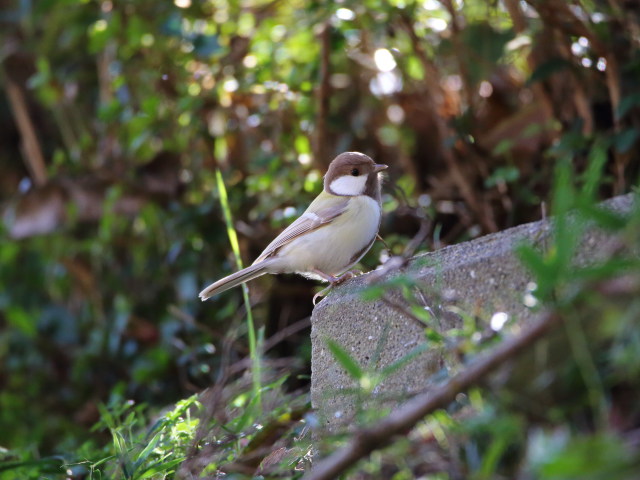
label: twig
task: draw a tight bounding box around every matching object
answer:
[375,233,391,256]
[402,216,431,258]
[184,315,311,458]
[221,403,310,474]
[366,216,432,327]
[220,317,311,379]
[397,13,444,100]
[379,295,428,328]
[398,13,498,233]
[304,310,562,480]
[261,316,311,352]
[2,68,48,186]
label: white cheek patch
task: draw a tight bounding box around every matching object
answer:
[329,175,368,196]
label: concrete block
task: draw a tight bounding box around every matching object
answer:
[310,194,635,430]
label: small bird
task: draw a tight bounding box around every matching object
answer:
[199,152,387,303]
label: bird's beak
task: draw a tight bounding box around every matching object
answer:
[373,164,388,173]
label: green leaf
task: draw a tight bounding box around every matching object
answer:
[479,436,510,477]
[0,456,64,474]
[137,457,184,478]
[360,275,419,301]
[459,23,514,83]
[409,304,433,323]
[581,137,609,200]
[574,257,639,281]
[193,34,221,57]
[577,204,628,231]
[485,166,520,188]
[425,328,445,343]
[226,393,262,433]
[613,128,639,154]
[516,244,549,282]
[360,285,386,301]
[491,139,515,156]
[325,338,364,380]
[295,135,311,154]
[381,342,429,377]
[527,57,572,85]
[5,306,36,337]
[406,55,425,80]
[552,158,575,216]
[616,92,640,120]
[132,431,163,473]
[537,434,635,478]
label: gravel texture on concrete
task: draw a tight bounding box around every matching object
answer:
[310,194,635,431]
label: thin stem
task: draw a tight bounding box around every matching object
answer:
[215,169,262,410]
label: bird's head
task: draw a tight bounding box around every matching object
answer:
[324,152,388,197]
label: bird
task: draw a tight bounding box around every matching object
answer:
[199,152,388,304]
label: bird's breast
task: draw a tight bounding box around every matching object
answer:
[275,195,381,276]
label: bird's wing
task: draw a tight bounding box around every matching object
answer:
[253,192,349,264]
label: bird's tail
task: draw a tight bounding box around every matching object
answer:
[199,262,269,301]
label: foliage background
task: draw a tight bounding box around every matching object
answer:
[0,0,639,476]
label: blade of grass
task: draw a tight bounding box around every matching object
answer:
[215,169,262,410]
[325,338,364,380]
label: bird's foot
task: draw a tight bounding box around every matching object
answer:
[313,285,333,305]
[346,269,363,278]
[311,270,360,305]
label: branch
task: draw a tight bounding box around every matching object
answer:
[314,21,331,167]
[526,0,625,189]
[397,13,444,99]
[503,0,527,33]
[304,310,562,480]
[441,0,474,109]
[379,295,427,328]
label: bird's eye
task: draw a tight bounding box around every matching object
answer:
[351,168,359,176]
